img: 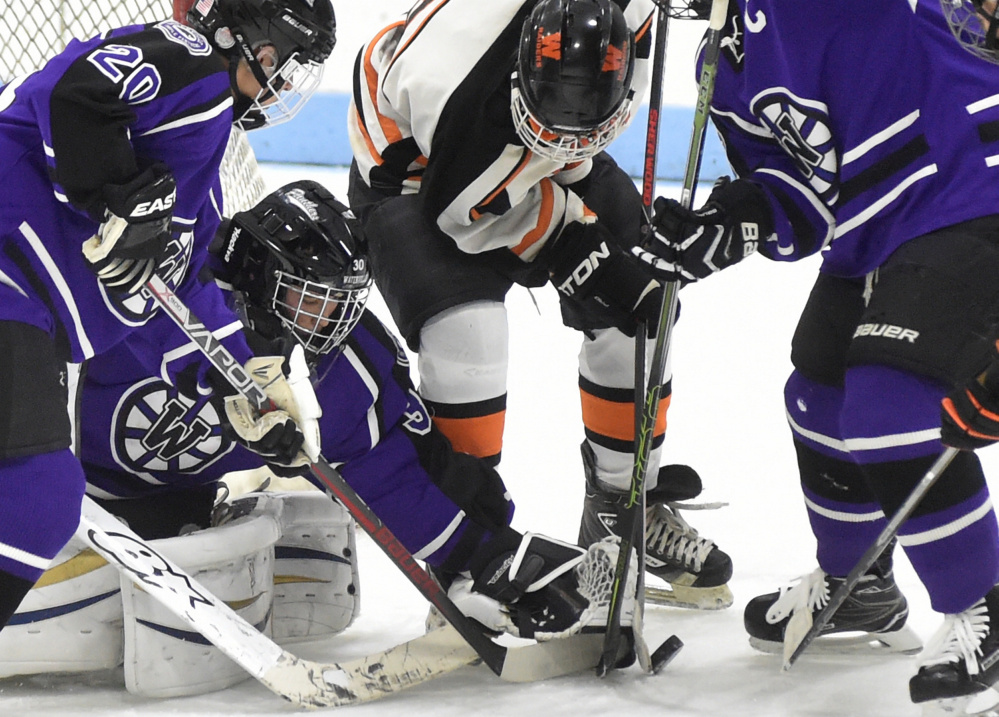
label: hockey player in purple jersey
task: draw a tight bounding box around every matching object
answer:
[0,0,336,636]
[65,181,636,657]
[635,0,999,712]
[347,0,733,613]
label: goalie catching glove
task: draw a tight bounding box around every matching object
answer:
[548,220,663,337]
[82,164,177,295]
[443,531,636,641]
[223,344,323,472]
[941,358,999,451]
[634,176,773,284]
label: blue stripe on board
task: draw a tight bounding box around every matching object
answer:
[248,93,730,181]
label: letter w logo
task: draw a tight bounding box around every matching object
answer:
[538,30,561,63]
[603,44,624,72]
[142,399,212,461]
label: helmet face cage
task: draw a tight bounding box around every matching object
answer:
[186,0,335,129]
[512,0,636,163]
[941,0,999,64]
[511,77,633,163]
[237,51,325,130]
[271,271,369,358]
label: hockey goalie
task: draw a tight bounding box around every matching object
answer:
[0,180,638,696]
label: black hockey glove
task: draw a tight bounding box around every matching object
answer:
[941,361,999,450]
[549,221,663,337]
[634,177,772,284]
[82,164,176,295]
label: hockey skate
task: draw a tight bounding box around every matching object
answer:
[910,586,999,717]
[578,442,734,610]
[744,545,921,657]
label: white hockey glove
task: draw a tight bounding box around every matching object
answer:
[223,344,322,472]
[82,164,176,295]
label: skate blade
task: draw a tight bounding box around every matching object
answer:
[920,689,999,716]
[645,582,734,610]
[749,624,922,657]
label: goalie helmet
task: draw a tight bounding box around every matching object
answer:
[941,0,999,64]
[185,0,336,130]
[216,180,371,361]
[512,0,636,163]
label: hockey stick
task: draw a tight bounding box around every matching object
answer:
[598,0,729,677]
[142,274,605,683]
[782,447,959,670]
[78,494,480,707]
[599,0,676,677]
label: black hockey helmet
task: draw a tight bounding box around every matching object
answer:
[215,180,371,361]
[512,0,636,163]
[185,0,336,129]
[941,0,999,64]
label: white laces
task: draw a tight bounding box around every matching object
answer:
[765,569,830,625]
[645,503,716,571]
[919,599,991,675]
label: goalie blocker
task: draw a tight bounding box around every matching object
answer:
[0,490,358,698]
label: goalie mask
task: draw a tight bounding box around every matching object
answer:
[942,0,999,63]
[512,0,636,163]
[216,180,371,361]
[185,0,336,130]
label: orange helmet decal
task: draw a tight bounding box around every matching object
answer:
[537,29,562,66]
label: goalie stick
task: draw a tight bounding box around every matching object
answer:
[781,447,959,670]
[598,0,728,676]
[140,273,606,686]
[78,495,607,707]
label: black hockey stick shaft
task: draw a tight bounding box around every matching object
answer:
[599,0,673,677]
[783,447,959,669]
[141,274,510,675]
[598,0,729,676]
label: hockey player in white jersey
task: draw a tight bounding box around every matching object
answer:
[347,0,732,614]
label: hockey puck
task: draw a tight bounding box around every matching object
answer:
[650,634,683,673]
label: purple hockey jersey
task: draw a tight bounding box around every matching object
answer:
[0,20,251,377]
[80,310,514,569]
[708,0,999,277]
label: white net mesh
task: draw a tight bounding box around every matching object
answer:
[0,0,266,216]
[0,0,173,84]
[575,537,636,630]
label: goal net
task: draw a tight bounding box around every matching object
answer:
[0,0,267,215]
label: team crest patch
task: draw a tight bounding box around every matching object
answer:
[155,20,213,57]
[751,90,839,203]
[112,377,234,477]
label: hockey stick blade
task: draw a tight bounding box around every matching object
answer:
[79,495,471,707]
[80,496,606,706]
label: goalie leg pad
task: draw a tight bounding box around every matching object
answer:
[0,536,123,677]
[121,502,280,698]
[232,491,360,645]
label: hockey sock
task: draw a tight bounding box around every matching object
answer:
[785,370,885,576]
[843,364,999,613]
